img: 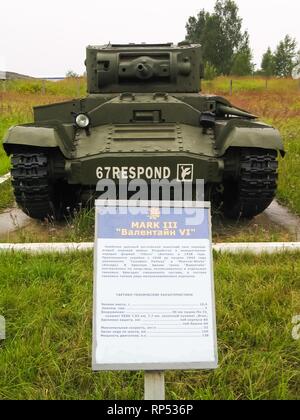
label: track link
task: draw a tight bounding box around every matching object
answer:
[11,152,56,220]
[223,148,278,219]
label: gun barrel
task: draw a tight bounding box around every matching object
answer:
[136,62,152,79]
[137,63,147,73]
[217,104,257,119]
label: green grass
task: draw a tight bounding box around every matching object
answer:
[276,119,300,215]
[0,181,14,211]
[0,205,294,244]
[0,117,15,176]
[1,78,86,97]
[202,76,300,95]
[0,251,299,400]
[0,109,35,177]
[0,78,84,177]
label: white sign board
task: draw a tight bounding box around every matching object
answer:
[93,201,218,371]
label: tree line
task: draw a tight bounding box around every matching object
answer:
[186,0,300,78]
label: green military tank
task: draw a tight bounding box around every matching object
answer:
[3,42,284,220]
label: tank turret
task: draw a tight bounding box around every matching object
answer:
[85,43,203,93]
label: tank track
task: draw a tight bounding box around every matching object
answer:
[11,152,56,220]
[223,148,278,219]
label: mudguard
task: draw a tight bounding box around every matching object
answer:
[3,124,74,158]
[216,119,285,157]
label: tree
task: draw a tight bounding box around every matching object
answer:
[294,50,300,67]
[274,35,298,77]
[186,10,209,44]
[204,62,218,80]
[261,47,275,78]
[66,70,79,78]
[186,0,251,75]
[231,45,254,76]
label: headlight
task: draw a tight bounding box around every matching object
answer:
[75,114,90,128]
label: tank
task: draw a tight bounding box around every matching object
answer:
[3,43,284,220]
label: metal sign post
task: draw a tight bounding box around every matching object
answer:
[144,371,165,400]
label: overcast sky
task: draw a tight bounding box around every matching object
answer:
[0,0,299,77]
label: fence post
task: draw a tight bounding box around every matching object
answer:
[77,78,81,98]
[230,79,233,95]
[42,80,46,95]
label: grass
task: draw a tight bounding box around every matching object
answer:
[275,119,300,215]
[0,78,84,176]
[0,206,295,244]
[2,78,86,97]
[0,251,299,400]
[202,76,300,95]
[0,181,14,211]
[0,207,96,244]
[0,117,16,175]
